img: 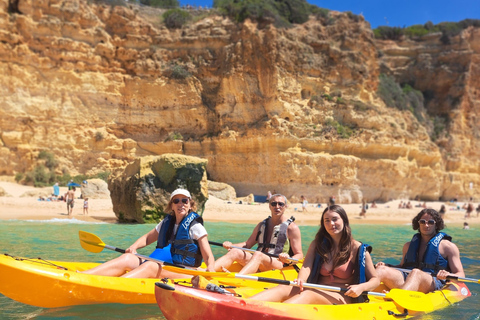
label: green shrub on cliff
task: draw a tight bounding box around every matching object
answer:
[324,118,354,139]
[140,0,179,8]
[374,19,480,40]
[378,74,427,122]
[213,0,314,26]
[38,150,58,171]
[166,64,191,79]
[163,8,191,29]
[373,26,404,40]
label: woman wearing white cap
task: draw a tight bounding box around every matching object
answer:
[82,188,215,278]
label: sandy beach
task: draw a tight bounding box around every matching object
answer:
[0,180,478,227]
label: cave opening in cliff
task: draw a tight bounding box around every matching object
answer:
[7,0,21,14]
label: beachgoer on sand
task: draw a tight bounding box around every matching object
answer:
[66,187,76,216]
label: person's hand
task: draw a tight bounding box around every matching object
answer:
[344,284,363,298]
[294,278,305,292]
[375,261,385,268]
[206,266,216,272]
[278,252,291,264]
[223,241,232,250]
[436,269,450,280]
[125,246,138,254]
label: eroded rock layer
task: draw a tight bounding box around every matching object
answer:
[0,0,479,203]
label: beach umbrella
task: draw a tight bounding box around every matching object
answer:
[67,182,82,187]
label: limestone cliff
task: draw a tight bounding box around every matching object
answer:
[0,0,479,203]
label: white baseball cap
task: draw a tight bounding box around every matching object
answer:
[170,188,192,200]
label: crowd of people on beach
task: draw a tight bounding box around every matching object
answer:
[79,187,468,306]
[37,181,90,217]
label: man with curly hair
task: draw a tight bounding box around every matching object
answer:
[375,208,465,293]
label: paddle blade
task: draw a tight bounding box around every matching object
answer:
[386,289,434,312]
[79,231,106,253]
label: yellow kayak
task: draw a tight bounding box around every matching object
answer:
[0,253,300,308]
[155,279,472,320]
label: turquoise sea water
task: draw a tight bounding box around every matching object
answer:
[0,218,479,320]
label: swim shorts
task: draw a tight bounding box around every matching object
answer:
[400,270,446,290]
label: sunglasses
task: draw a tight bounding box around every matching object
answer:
[419,219,436,225]
[172,198,189,205]
[270,201,285,207]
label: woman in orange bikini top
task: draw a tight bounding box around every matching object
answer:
[252,205,379,305]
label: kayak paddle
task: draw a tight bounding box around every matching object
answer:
[393,267,480,284]
[78,231,232,278]
[209,241,303,263]
[234,274,434,312]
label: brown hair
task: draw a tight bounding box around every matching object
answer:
[412,208,444,233]
[314,205,353,270]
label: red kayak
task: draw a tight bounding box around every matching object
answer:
[154,280,471,320]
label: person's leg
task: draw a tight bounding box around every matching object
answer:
[375,266,406,290]
[238,251,284,275]
[400,269,435,293]
[252,285,299,302]
[214,249,252,272]
[81,253,141,276]
[284,289,347,305]
[121,261,192,279]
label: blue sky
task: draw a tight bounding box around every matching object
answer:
[179,0,480,29]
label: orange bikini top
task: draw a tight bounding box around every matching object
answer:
[320,260,355,281]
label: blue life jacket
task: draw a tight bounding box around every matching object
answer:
[307,241,372,303]
[255,216,295,256]
[402,232,451,273]
[155,212,204,267]
[149,244,173,264]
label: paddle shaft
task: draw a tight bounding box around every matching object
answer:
[393,267,480,284]
[101,244,190,270]
[209,241,300,263]
[79,231,234,278]
[234,274,385,297]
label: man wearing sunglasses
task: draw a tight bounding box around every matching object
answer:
[214,194,303,274]
[375,208,465,293]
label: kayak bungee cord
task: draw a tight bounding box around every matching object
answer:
[3,253,69,270]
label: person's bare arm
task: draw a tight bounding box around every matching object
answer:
[399,241,410,266]
[437,242,465,279]
[197,235,216,272]
[126,228,159,254]
[223,222,262,249]
[295,241,316,291]
[376,241,410,268]
[286,223,303,261]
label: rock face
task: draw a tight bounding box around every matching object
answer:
[0,0,479,203]
[0,186,8,197]
[207,180,236,201]
[81,178,109,199]
[108,153,208,223]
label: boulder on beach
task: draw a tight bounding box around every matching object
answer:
[81,179,110,199]
[108,154,208,223]
[207,181,236,201]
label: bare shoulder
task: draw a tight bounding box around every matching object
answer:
[440,239,460,253]
[287,222,301,237]
[287,222,300,231]
[351,240,362,250]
